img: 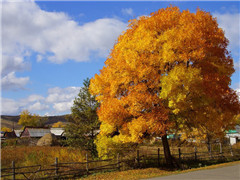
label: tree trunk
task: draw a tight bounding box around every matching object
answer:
[162,134,174,168]
[206,134,211,153]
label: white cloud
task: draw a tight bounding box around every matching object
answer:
[46,86,80,114]
[36,55,43,62]
[1,72,29,90]
[2,1,127,90]
[213,12,239,50]
[1,55,30,76]
[28,102,49,112]
[236,88,240,100]
[1,98,22,115]
[234,59,240,71]
[122,8,134,16]
[27,94,45,102]
[46,87,80,103]
[213,12,240,72]
[53,101,74,113]
[2,2,126,60]
[1,86,81,115]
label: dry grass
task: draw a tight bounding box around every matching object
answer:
[1,146,85,168]
[232,142,240,149]
[83,161,240,180]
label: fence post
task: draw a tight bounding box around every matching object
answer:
[178,148,181,162]
[219,142,222,156]
[117,153,120,171]
[194,146,197,161]
[12,161,15,180]
[55,157,58,176]
[209,144,212,159]
[137,150,140,167]
[230,144,234,156]
[86,154,89,174]
[158,148,160,167]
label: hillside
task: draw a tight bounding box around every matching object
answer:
[1,115,68,129]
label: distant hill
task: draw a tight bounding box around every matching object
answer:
[1,115,68,129]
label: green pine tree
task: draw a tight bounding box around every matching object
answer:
[65,78,100,157]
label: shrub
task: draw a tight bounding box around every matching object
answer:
[95,135,137,159]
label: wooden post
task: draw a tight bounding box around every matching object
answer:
[12,161,15,180]
[86,154,89,174]
[117,153,120,171]
[143,155,146,168]
[209,144,212,159]
[178,148,181,162]
[158,148,160,167]
[219,142,222,155]
[194,146,197,161]
[137,150,140,167]
[55,157,58,176]
[230,144,233,156]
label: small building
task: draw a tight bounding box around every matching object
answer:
[226,129,240,145]
[20,127,51,138]
[1,131,5,140]
[50,128,65,138]
[14,130,23,138]
[3,131,17,139]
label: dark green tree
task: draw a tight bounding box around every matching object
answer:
[65,78,100,157]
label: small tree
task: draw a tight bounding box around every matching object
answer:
[18,110,47,127]
[52,121,65,128]
[65,78,100,157]
[1,127,12,132]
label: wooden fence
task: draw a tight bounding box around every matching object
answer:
[1,144,240,179]
[1,154,120,179]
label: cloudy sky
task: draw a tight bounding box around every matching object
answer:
[1,0,239,116]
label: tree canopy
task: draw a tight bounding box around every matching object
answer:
[90,6,240,164]
[18,110,46,127]
[52,121,65,128]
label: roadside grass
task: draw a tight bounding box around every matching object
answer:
[82,160,240,180]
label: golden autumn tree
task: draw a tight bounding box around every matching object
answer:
[52,121,65,128]
[18,110,47,127]
[1,127,12,132]
[90,6,240,166]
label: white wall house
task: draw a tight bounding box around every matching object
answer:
[225,125,240,145]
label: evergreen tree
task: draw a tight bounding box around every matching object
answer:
[65,78,100,157]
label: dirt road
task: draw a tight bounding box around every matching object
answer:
[146,163,240,180]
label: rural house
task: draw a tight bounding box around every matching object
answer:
[14,130,23,138]
[50,128,65,139]
[225,125,240,145]
[3,131,17,139]
[20,126,51,138]
[1,131,5,139]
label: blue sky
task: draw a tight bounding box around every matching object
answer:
[1,0,239,116]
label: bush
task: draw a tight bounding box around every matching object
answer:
[95,135,137,159]
[1,138,18,147]
[232,142,240,149]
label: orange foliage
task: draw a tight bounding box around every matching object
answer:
[90,6,240,154]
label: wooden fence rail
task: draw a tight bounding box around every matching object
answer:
[1,144,240,179]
